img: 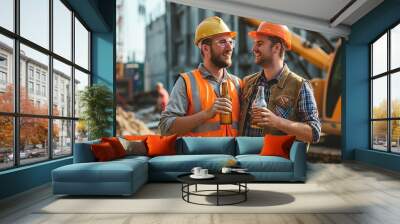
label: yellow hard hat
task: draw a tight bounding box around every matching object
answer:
[194,16,237,45]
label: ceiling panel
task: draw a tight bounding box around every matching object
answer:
[225,0,352,21]
[167,0,384,37]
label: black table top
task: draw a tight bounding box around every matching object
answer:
[177,172,255,185]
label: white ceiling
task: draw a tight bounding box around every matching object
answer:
[167,0,384,37]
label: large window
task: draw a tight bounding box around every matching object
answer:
[370,23,400,154]
[0,0,91,171]
[0,0,14,32]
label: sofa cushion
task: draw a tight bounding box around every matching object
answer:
[119,138,147,156]
[179,137,235,155]
[115,155,150,163]
[52,157,149,195]
[260,135,296,159]
[235,137,264,155]
[148,154,235,172]
[236,155,293,172]
[74,140,100,163]
[53,163,133,183]
[147,135,178,156]
[52,159,147,183]
[123,135,153,141]
[101,137,127,158]
[91,142,118,161]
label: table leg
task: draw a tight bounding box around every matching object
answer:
[217,184,219,206]
[188,184,190,202]
[245,183,247,201]
[181,184,183,199]
[195,184,197,192]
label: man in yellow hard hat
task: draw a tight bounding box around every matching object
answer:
[159,16,241,136]
[239,21,321,143]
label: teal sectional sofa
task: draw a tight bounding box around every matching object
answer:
[52,137,307,196]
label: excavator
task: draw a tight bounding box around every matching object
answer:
[244,18,342,137]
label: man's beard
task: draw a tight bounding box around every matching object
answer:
[255,53,272,66]
[210,47,232,68]
[255,46,273,66]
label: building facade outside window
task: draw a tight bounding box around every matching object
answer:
[42,85,46,97]
[370,22,400,154]
[28,66,34,79]
[0,54,7,91]
[0,71,6,86]
[0,0,91,170]
[35,83,40,95]
[28,81,34,94]
[35,70,40,81]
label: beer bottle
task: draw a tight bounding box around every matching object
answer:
[251,86,267,129]
[220,81,232,125]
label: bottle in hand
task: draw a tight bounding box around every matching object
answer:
[220,81,232,125]
[251,86,267,129]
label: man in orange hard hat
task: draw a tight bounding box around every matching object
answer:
[239,21,321,143]
[159,16,241,136]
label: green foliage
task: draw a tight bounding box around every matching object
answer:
[372,99,400,139]
[79,84,114,140]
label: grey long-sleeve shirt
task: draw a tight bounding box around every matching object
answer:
[158,63,234,135]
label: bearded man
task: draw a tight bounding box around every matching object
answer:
[239,21,321,143]
[159,16,241,137]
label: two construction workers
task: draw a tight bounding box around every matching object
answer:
[159,16,321,143]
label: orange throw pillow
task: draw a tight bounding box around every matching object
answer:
[124,135,152,141]
[91,142,117,161]
[146,135,178,157]
[260,135,296,159]
[101,137,126,158]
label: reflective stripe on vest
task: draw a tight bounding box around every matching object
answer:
[180,69,240,137]
[186,71,202,113]
[230,75,241,96]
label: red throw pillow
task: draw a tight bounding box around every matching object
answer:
[260,135,296,159]
[146,135,178,157]
[91,142,117,161]
[101,137,126,158]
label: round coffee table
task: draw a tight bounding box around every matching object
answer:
[177,172,255,206]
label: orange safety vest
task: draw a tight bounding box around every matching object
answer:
[180,69,241,137]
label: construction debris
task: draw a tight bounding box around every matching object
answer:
[308,145,341,163]
[116,106,155,136]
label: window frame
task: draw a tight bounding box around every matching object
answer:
[0,71,7,86]
[370,20,400,154]
[0,53,8,90]
[0,0,92,171]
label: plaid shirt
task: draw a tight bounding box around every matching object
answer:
[243,70,321,143]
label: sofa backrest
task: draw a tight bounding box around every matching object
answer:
[73,139,100,163]
[178,137,236,155]
[235,137,264,155]
[74,136,302,160]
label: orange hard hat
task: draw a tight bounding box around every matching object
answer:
[248,22,291,50]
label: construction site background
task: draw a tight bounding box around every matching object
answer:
[115,1,343,162]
